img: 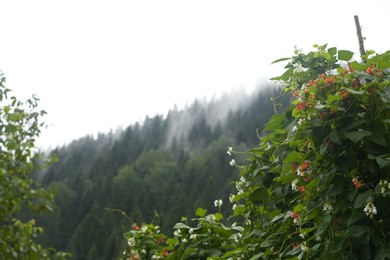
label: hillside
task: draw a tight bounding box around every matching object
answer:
[38,84,286,260]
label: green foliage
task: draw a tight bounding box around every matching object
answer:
[0,74,69,259]
[123,46,390,259]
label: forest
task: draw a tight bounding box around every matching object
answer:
[36,84,284,259]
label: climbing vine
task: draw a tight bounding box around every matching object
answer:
[121,44,390,259]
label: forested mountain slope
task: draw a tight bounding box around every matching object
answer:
[38,84,286,260]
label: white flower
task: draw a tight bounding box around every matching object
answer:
[182,238,187,243]
[292,125,298,132]
[190,234,197,240]
[233,204,237,210]
[363,202,377,219]
[229,194,235,203]
[297,118,305,125]
[299,232,305,239]
[300,241,308,252]
[294,62,304,73]
[141,226,147,233]
[173,229,181,237]
[214,199,223,208]
[229,159,236,166]
[205,214,216,221]
[380,180,389,194]
[189,228,194,234]
[227,146,233,155]
[230,233,242,243]
[323,202,334,213]
[141,249,146,254]
[128,238,135,247]
[291,179,299,191]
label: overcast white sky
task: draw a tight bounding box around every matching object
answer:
[1,0,389,148]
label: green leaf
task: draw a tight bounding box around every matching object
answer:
[173,222,190,229]
[326,94,341,105]
[264,114,286,131]
[338,50,354,61]
[343,130,372,144]
[249,186,269,203]
[376,155,390,168]
[354,190,373,209]
[271,214,284,223]
[347,209,365,227]
[284,151,306,163]
[195,208,207,217]
[214,213,223,221]
[344,88,364,95]
[279,68,294,81]
[271,57,291,64]
[328,47,337,56]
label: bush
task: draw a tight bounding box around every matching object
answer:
[121,45,390,259]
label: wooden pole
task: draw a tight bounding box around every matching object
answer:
[354,15,366,62]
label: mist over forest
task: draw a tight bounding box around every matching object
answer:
[35,83,288,259]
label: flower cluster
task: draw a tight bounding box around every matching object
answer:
[214,199,223,208]
[291,161,313,194]
[123,223,168,259]
[322,202,333,214]
[379,180,390,194]
[235,176,248,195]
[363,202,377,219]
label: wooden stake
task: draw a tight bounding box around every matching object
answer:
[354,15,366,62]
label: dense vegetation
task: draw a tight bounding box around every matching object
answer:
[37,85,283,259]
[123,45,390,259]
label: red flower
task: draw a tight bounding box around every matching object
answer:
[300,162,310,171]
[366,67,374,76]
[132,224,140,231]
[298,186,306,193]
[161,249,169,258]
[296,102,305,110]
[308,80,315,87]
[348,64,354,73]
[325,76,335,85]
[353,178,362,188]
[290,212,299,219]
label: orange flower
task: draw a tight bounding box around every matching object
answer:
[133,224,140,231]
[366,66,374,76]
[300,161,310,171]
[353,178,362,188]
[298,186,306,193]
[325,76,335,85]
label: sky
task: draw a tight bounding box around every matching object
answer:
[0,0,389,149]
